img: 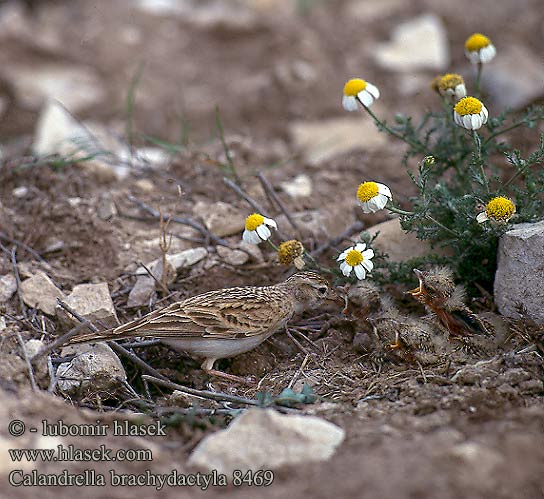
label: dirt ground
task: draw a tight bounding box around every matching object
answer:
[1,1,543,498]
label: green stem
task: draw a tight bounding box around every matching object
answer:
[266,240,279,252]
[502,167,527,189]
[473,131,489,193]
[360,101,426,153]
[483,120,526,146]
[474,62,483,98]
[387,205,414,216]
[304,251,334,275]
[425,215,461,238]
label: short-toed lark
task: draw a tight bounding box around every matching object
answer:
[406,266,496,355]
[68,271,338,382]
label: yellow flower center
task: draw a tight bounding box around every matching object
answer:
[485,197,515,221]
[357,182,379,203]
[439,73,464,91]
[278,240,304,265]
[465,33,491,52]
[343,78,367,96]
[454,97,483,116]
[345,249,363,267]
[245,213,264,231]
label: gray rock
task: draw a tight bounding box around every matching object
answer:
[367,218,451,262]
[127,274,156,308]
[24,339,48,378]
[0,273,17,303]
[167,247,208,269]
[129,248,208,307]
[136,0,258,32]
[20,272,65,315]
[343,0,403,22]
[372,14,449,72]
[280,174,312,198]
[216,245,249,266]
[451,359,502,386]
[58,282,118,328]
[56,343,126,395]
[12,186,29,198]
[188,408,344,474]
[494,220,544,324]
[3,64,105,112]
[96,194,117,221]
[238,241,264,263]
[193,201,246,237]
[483,45,544,110]
[289,117,386,166]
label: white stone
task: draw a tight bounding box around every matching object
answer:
[367,218,449,262]
[135,248,208,276]
[193,201,246,237]
[12,186,28,198]
[289,117,386,166]
[129,248,208,307]
[33,101,141,181]
[136,0,257,32]
[188,408,344,474]
[344,0,403,22]
[168,247,208,269]
[216,245,249,266]
[0,273,17,303]
[59,282,118,328]
[281,174,312,198]
[494,220,544,324]
[126,274,156,308]
[482,45,544,110]
[20,272,65,316]
[373,14,449,71]
[33,100,90,157]
[3,64,105,112]
[56,343,126,395]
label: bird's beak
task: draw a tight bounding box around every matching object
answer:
[406,268,424,296]
[327,288,347,308]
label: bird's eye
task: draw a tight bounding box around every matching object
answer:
[318,287,327,295]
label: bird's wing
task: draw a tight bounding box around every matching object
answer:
[69,289,290,344]
[449,309,491,336]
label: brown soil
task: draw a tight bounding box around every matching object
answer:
[1,1,543,498]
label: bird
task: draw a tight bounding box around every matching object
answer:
[346,281,449,366]
[66,271,338,383]
[406,266,495,356]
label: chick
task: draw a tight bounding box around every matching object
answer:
[347,282,449,366]
[406,266,496,356]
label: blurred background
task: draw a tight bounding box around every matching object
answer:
[1,0,543,145]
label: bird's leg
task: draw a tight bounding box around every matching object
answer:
[201,358,255,385]
[389,331,401,349]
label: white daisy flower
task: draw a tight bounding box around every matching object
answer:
[337,243,374,280]
[356,181,392,213]
[453,96,488,130]
[438,73,467,103]
[465,33,496,64]
[342,78,380,111]
[242,213,277,244]
[476,196,516,224]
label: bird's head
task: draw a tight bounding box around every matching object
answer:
[283,271,342,311]
[406,266,455,306]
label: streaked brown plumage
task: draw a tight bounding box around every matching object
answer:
[347,282,448,365]
[68,271,338,382]
[406,266,495,356]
